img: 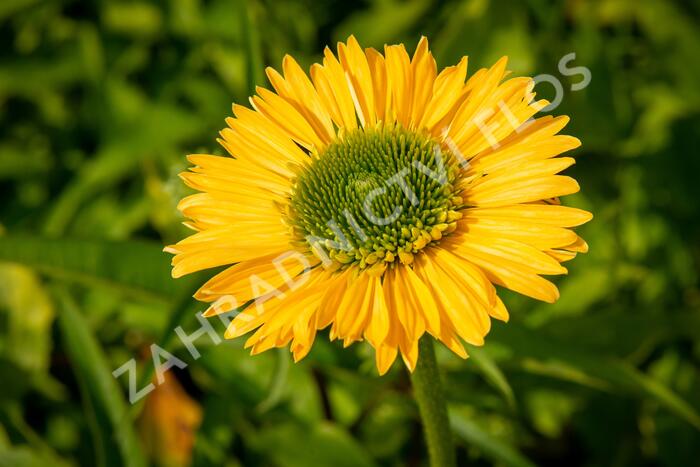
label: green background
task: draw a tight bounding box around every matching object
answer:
[1,0,700,466]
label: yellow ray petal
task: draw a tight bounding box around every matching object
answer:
[338,35,376,127]
[401,264,441,335]
[383,267,425,344]
[179,170,281,200]
[414,252,489,345]
[468,157,576,193]
[564,235,589,253]
[463,174,580,207]
[365,275,390,347]
[429,249,493,334]
[335,271,373,344]
[447,233,568,276]
[195,251,316,303]
[489,296,509,322]
[384,44,413,127]
[266,55,336,144]
[318,47,359,130]
[375,343,398,375]
[398,330,420,372]
[231,105,310,165]
[409,36,437,128]
[365,47,390,123]
[316,270,351,329]
[449,241,561,303]
[463,204,592,228]
[251,87,325,151]
[457,216,579,250]
[468,135,580,175]
[447,56,508,146]
[420,56,468,130]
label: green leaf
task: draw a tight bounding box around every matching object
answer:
[465,345,516,409]
[0,236,211,422]
[0,447,68,467]
[53,287,147,467]
[0,0,41,22]
[449,408,536,467]
[256,348,291,413]
[0,235,198,302]
[490,323,700,430]
[252,422,379,467]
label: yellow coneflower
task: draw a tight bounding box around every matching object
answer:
[166,36,591,375]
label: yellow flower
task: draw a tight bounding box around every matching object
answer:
[166,36,591,375]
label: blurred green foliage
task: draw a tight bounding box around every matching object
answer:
[1,0,700,466]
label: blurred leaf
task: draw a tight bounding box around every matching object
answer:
[252,421,379,467]
[0,447,67,467]
[0,359,30,404]
[0,236,197,302]
[0,0,40,21]
[53,287,147,467]
[449,408,536,467]
[465,345,516,409]
[1,404,70,467]
[43,97,204,235]
[0,265,54,373]
[102,2,162,38]
[256,348,290,413]
[334,0,430,47]
[491,323,700,430]
[541,311,700,359]
[356,393,413,458]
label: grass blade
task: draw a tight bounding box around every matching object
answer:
[53,286,147,467]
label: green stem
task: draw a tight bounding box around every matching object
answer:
[410,336,456,467]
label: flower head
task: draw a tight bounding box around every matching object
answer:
[166,36,591,374]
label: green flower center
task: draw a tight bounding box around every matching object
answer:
[288,124,463,273]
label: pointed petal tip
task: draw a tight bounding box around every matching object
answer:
[223,326,238,340]
[201,308,217,318]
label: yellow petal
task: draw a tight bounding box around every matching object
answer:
[251,87,325,151]
[194,251,315,303]
[375,343,398,375]
[338,35,376,127]
[409,36,437,128]
[365,47,390,123]
[458,216,579,250]
[383,267,425,343]
[365,276,390,346]
[420,56,468,130]
[384,44,413,127]
[447,56,508,146]
[414,251,489,345]
[447,233,568,276]
[464,175,580,207]
[464,204,592,227]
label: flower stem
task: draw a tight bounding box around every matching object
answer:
[410,336,456,467]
